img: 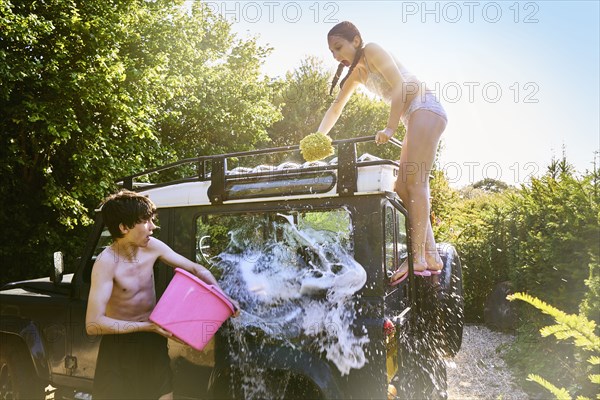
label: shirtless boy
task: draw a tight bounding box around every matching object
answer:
[86,190,235,399]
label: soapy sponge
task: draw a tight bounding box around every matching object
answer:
[299,132,334,162]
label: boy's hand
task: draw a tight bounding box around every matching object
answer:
[230,299,241,317]
[210,283,241,317]
[150,322,173,338]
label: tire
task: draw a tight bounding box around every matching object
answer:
[418,243,464,357]
[393,245,463,400]
[209,369,322,400]
[436,243,464,357]
[395,327,448,400]
[281,375,322,400]
[0,336,45,400]
[208,368,234,399]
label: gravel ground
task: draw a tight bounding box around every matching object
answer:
[447,324,529,400]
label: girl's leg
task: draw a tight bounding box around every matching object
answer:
[425,213,443,271]
[392,109,446,279]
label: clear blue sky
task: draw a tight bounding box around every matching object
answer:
[203,0,600,187]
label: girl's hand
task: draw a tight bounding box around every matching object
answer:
[375,127,394,145]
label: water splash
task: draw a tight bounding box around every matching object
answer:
[215,213,369,396]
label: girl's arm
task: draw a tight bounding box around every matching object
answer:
[317,70,361,135]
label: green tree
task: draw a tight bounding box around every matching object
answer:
[437,156,599,322]
[507,163,599,315]
[472,178,510,193]
[267,56,330,148]
[580,153,600,322]
[430,169,459,238]
[0,0,279,283]
[427,154,599,396]
[156,2,280,160]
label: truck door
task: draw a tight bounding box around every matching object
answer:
[65,224,111,389]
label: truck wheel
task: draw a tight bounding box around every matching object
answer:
[435,243,464,357]
[208,368,234,399]
[0,337,45,400]
[418,243,464,357]
[281,375,322,400]
[209,369,323,400]
[395,330,448,400]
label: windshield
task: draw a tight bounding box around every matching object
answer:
[195,208,369,380]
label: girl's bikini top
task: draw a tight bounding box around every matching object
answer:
[362,51,421,104]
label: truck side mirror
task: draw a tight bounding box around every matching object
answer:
[51,251,64,285]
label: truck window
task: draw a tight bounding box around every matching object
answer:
[384,205,408,281]
[195,209,353,268]
[94,228,113,259]
[83,228,113,284]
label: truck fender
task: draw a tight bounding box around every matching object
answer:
[416,242,464,357]
[0,315,51,381]
[209,346,342,399]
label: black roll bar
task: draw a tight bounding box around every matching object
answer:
[117,135,402,202]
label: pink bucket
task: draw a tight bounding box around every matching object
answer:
[150,268,235,351]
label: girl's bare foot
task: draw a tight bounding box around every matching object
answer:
[390,259,408,283]
[390,264,407,283]
[412,257,430,274]
[425,249,443,272]
[390,258,429,283]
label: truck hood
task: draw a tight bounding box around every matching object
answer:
[0,273,74,297]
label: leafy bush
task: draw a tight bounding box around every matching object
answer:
[434,183,513,321]
[507,292,599,400]
[0,1,279,284]
[435,157,599,322]
[506,166,599,316]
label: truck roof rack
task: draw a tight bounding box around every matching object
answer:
[116,135,402,204]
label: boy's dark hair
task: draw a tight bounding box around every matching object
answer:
[100,190,156,239]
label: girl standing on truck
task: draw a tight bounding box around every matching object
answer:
[315,21,447,283]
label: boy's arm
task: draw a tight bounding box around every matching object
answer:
[152,238,218,286]
[152,238,240,315]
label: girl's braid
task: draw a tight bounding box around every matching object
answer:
[329,63,345,96]
[339,46,363,91]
